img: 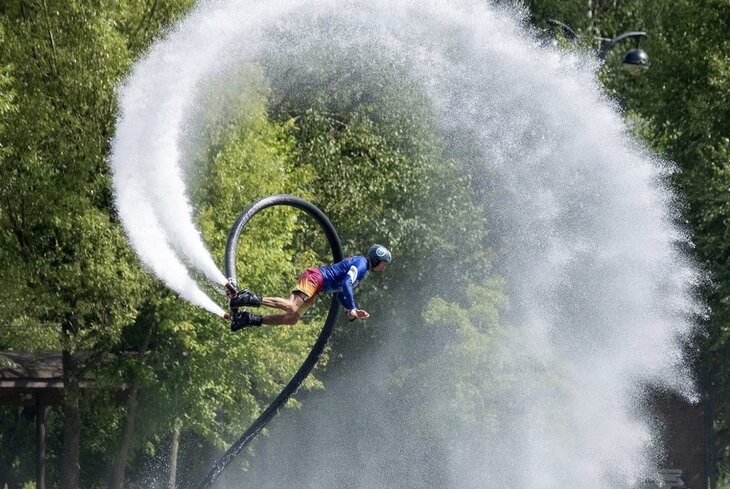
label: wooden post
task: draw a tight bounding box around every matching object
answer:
[36,393,46,489]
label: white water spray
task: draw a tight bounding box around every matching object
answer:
[111,0,702,487]
[109,6,239,316]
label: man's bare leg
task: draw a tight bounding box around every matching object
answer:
[262,311,301,326]
[231,294,309,329]
[262,293,305,313]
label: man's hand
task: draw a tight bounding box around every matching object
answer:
[347,308,370,321]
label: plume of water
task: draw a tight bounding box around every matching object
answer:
[109,4,240,316]
[112,0,703,487]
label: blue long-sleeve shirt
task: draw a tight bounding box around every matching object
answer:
[318,256,369,310]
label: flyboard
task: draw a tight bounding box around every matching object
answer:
[194,195,343,489]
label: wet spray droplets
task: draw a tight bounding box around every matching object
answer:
[110,0,702,487]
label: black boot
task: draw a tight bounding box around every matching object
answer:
[229,289,263,309]
[231,310,263,332]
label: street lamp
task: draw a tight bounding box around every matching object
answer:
[598,32,650,74]
[546,19,650,74]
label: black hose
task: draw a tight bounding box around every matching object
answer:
[194,195,343,489]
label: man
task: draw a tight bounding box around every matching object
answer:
[227,244,392,331]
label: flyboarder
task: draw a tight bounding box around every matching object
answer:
[226,244,392,331]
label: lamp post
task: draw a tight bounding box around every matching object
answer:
[546,19,650,74]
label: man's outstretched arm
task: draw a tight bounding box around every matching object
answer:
[338,267,369,320]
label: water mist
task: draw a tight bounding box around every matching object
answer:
[110,0,703,487]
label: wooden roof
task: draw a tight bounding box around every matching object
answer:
[0,351,130,406]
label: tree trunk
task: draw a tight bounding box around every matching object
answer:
[110,384,139,489]
[60,343,81,489]
[167,423,181,489]
[36,394,46,489]
[110,321,155,489]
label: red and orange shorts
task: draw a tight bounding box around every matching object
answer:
[292,268,324,315]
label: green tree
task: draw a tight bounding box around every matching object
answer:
[0,1,194,487]
[265,60,497,384]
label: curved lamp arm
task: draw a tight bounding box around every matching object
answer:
[547,19,578,40]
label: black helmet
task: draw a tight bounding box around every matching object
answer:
[367,244,392,267]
